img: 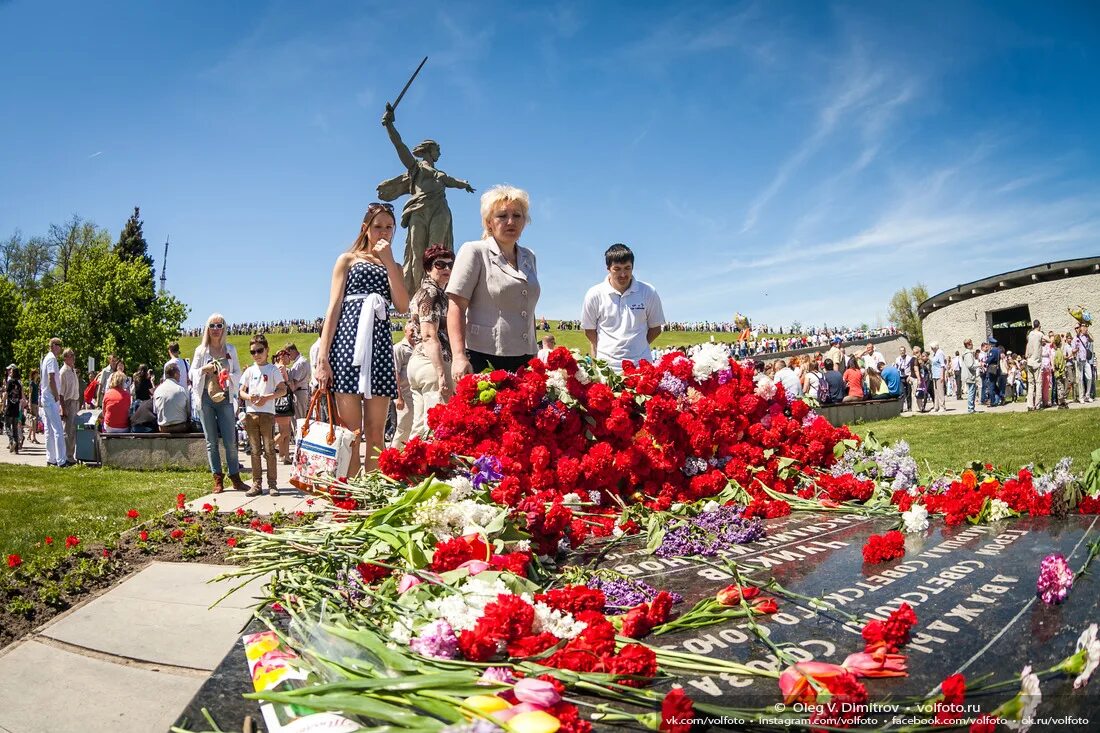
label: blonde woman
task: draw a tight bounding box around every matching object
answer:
[189,313,245,493]
[315,203,409,475]
[448,185,541,379]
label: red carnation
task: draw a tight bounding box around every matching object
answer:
[356,562,389,583]
[138,530,149,541]
[65,535,80,549]
[935,672,967,724]
[226,537,238,548]
[535,585,606,615]
[861,603,917,652]
[6,554,21,569]
[126,509,139,519]
[606,643,658,686]
[170,529,184,540]
[457,623,502,662]
[862,530,905,564]
[660,688,695,733]
[489,551,531,578]
[44,536,53,545]
[176,493,186,509]
[507,632,559,658]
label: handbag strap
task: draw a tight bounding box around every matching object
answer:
[300,389,341,446]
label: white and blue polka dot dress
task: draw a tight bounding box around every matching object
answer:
[330,260,398,398]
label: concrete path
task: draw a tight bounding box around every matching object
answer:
[901,393,1099,416]
[0,562,266,733]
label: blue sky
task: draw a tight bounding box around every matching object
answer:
[2,0,1098,329]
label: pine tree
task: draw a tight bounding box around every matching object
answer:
[115,206,153,272]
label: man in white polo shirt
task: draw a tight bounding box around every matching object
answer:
[581,243,665,372]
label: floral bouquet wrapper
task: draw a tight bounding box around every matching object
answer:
[242,631,357,733]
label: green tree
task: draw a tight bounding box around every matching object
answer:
[0,277,19,370]
[14,242,188,375]
[115,206,153,272]
[888,283,930,346]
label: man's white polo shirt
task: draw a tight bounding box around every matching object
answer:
[581,277,665,372]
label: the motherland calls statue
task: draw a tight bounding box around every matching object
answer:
[377,104,475,296]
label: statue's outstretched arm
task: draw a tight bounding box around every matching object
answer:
[441,173,476,193]
[382,105,417,171]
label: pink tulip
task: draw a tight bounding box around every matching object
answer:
[397,574,423,593]
[492,702,543,723]
[778,661,851,704]
[459,559,491,576]
[513,678,561,707]
[842,646,908,678]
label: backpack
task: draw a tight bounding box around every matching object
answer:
[816,373,830,403]
[6,380,21,411]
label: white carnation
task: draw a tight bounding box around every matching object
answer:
[902,505,929,534]
[989,498,1013,522]
[545,369,569,394]
[424,575,510,632]
[1074,624,1100,689]
[691,342,730,382]
[561,493,583,506]
[513,540,531,552]
[533,602,587,640]
[588,491,602,506]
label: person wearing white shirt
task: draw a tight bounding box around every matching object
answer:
[40,337,69,466]
[164,342,190,392]
[154,363,191,433]
[536,335,556,363]
[772,359,803,398]
[581,244,665,372]
[238,335,287,497]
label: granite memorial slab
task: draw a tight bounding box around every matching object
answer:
[175,512,1100,730]
[589,512,1100,725]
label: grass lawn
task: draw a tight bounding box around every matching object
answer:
[177,323,788,360]
[0,465,209,557]
[850,408,1100,475]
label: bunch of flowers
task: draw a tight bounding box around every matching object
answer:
[831,438,920,493]
[655,502,766,557]
[379,348,856,552]
[861,530,905,564]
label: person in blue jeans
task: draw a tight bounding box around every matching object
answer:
[986,339,1004,406]
[188,313,247,494]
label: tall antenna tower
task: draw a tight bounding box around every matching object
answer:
[159,236,169,294]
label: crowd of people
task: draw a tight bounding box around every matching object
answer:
[9,173,1095,491]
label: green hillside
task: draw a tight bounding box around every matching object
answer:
[176,321,782,359]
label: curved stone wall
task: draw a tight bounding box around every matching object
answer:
[922,273,1100,354]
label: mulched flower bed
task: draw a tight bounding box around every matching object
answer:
[0,502,317,650]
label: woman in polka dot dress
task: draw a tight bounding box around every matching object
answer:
[315,203,410,474]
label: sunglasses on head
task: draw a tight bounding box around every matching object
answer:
[367,202,395,213]
[431,260,454,270]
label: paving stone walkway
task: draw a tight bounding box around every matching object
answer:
[0,562,266,733]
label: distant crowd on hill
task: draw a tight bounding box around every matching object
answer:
[181,316,898,351]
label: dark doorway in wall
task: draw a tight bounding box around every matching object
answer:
[989,305,1031,356]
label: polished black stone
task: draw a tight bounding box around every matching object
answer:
[595,512,1100,722]
[177,513,1100,729]
[172,616,269,733]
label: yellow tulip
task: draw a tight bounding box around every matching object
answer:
[462,694,512,717]
[508,710,561,733]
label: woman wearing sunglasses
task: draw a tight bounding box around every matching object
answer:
[407,245,454,437]
[315,203,410,475]
[189,313,246,493]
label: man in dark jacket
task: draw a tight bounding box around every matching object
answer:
[822,358,845,404]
